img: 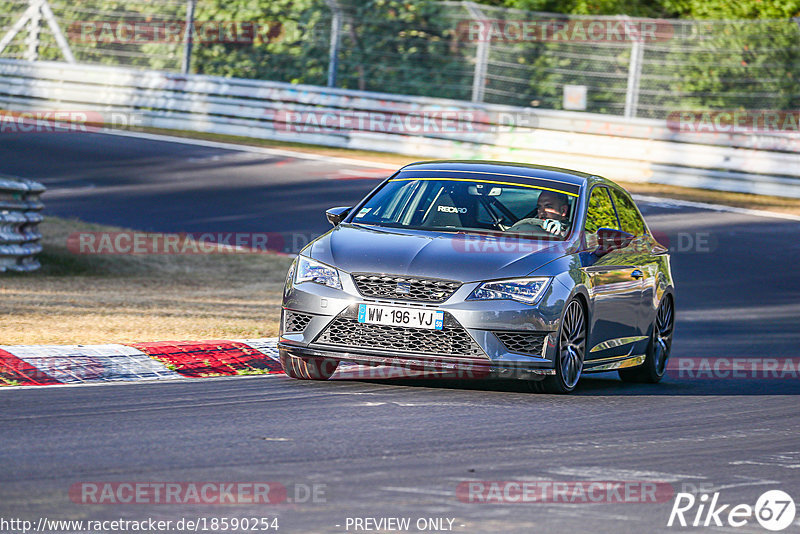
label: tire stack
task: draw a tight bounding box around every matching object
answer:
[0,174,45,272]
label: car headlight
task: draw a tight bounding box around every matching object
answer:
[284,258,297,297]
[295,256,342,290]
[467,277,551,305]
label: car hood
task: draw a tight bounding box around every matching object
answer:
[308,223,571,282]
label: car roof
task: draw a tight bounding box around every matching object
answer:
[398,160,619,196]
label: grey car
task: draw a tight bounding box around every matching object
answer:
[278,161,675,393]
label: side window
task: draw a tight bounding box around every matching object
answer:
[473,199,494,226]
[610,189,647,236]
[496,188,533,219]
[584,187,619,234]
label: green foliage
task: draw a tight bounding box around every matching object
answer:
[642,19,800,114]
[0,377,22,387]
[585,187,617,233]
[610,189,646,235]
[500,0,673,17]
[191,0,475,98]
[659,0,800,19]
[331,0,472,98]
[192,0,329,84]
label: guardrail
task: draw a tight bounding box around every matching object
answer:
[0,174,45,272]
[1,59,799,197]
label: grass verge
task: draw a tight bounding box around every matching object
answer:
[0,217,292,345]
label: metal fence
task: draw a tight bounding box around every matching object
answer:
[0,173,45,272]
[1,0,798,119]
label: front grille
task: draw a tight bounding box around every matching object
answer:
[284,310,312,333]
[495,331,547,356]
[316,311,485,358]
[352,273,461,303]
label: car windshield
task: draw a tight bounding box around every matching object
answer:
[349,177,578,240]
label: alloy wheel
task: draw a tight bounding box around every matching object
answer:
[653,296,674,375]
[559,299,586,389]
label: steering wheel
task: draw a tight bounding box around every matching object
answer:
[507,217,551,236]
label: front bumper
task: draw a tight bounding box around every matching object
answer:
[278,342,554,379]
[280,274,571,378]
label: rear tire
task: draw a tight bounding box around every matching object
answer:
[280,351,339,380]
[619,295,674,384]
[529,298,587,394]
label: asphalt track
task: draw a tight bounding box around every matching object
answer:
[2,131,800,533]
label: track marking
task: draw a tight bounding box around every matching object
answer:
[380,486,454,497]
[0,390,342,420]
[545,467,705,482]
[710,476,783,491]
[730,452,800,469]
[633,194,800,222]
[98,129,399,170]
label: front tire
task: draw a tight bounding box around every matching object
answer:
[619,295,674,383]
[280,351,339,380]
[530,298,587,394]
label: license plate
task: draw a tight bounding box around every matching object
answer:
[358,304,444,330]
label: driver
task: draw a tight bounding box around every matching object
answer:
[536,191,570,236]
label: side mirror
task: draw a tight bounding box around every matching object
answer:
[326,206,351,226]
[594,227,633,257]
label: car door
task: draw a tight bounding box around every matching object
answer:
[582,186,644,361]
[609,187,658,346]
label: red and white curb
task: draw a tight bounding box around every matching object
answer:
[0,338,282,386]
[1,337,469,388]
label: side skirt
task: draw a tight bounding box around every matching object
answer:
[583,354,646,372]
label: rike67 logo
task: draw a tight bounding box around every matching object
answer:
[668,490,796,531]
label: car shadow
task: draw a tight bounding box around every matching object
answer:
[332,371,800,396]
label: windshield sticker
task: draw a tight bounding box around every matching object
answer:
[390,176,580,197]
[355,207,371,218]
